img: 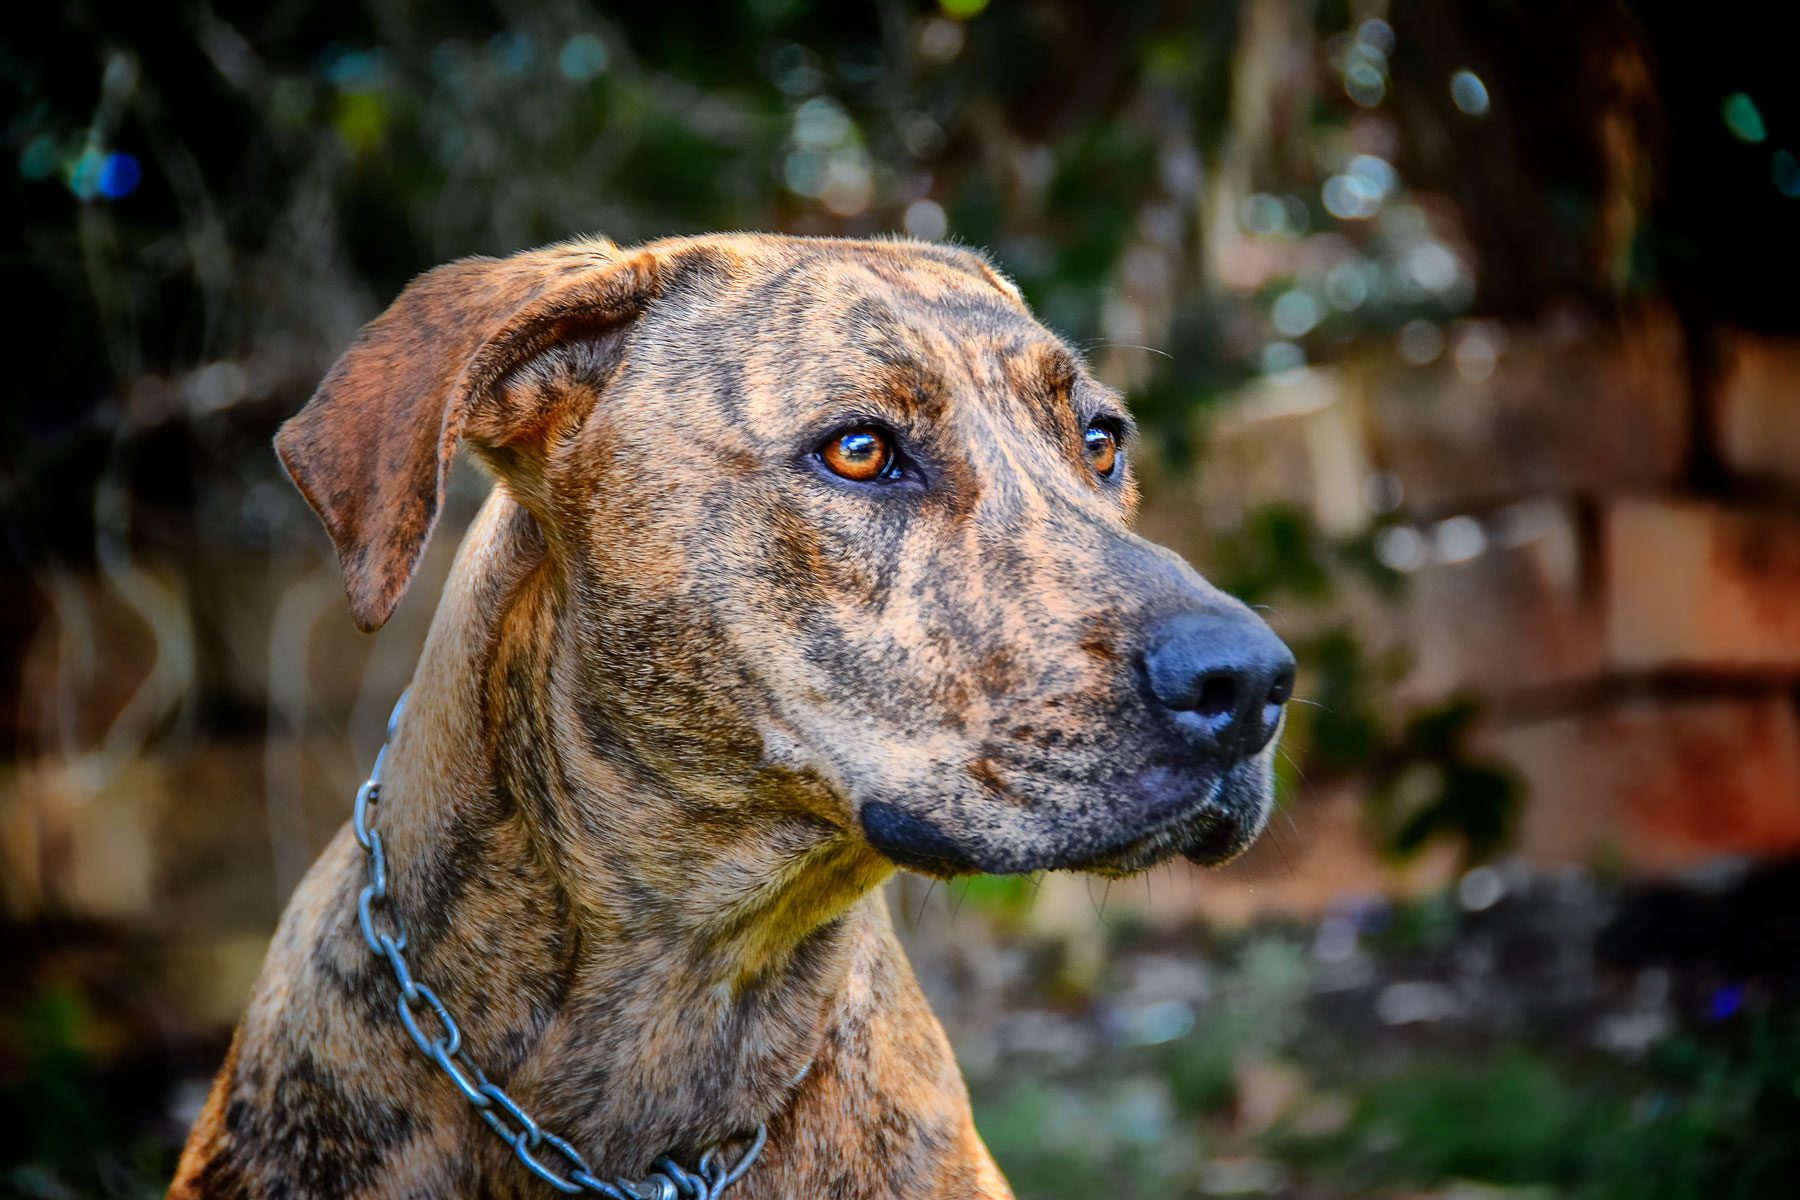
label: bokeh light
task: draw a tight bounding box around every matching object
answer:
[1431,514,1487,563]
[1374,524,1427,571]
[1322,172,1382,220]
[1260,339,1305,377]
[66,147,104,199]
[1773,149,1800,198]
[557,33,609,82]
[1344,60,1386,108]
[1722,91,1767,142]
[97,152,141,199]
[1272,289,1322,337]
[18,134,57,181]
[1450,68,1490,116]
[1324,258,1372,310]
[904,198,948,240]
[1397,319,1445,363]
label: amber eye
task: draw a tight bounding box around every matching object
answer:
[1084,420,1120,477]
[820,427,895,482]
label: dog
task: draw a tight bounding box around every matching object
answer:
[170,233,1294,1198]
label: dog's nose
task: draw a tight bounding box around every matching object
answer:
[1139,610,1296,763]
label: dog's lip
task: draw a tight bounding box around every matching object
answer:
[859,769,1226,878]
[1180,761,1271,866]
[1068,757,1276,874]
[859,754,1270,879]
[1179,818,1254,866]
[1060,771,1230,874]
[859,799,982,877]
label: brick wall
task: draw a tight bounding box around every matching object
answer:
[1154,307,1800,872]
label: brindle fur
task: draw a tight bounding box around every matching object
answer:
[171,233,1279,1198]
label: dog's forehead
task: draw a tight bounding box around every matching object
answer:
[648,231,1025,307]
[639,234,1093,424]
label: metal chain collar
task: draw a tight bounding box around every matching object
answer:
[351,692,768,1200]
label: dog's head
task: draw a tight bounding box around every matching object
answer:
[280,234,1292,879]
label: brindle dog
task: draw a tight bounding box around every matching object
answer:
[171,233,1294,1198]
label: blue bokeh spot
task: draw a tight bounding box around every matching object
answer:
[1706,982,1745,1022]
[98,151,142,199]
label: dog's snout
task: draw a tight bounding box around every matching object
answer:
[1139,610,1296,762]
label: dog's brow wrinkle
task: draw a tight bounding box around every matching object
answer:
[1042,346,1080,390]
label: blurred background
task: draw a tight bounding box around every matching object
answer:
[5,0,1800,1196]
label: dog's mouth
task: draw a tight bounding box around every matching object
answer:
[1066,759,1274,877]
[858,757,1274,880]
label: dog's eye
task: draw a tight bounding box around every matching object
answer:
[820,427,897,483]
[1084,420,1120,477]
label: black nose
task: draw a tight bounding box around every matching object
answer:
[1139,609,1296,763]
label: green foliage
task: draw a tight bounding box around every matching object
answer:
[1292,627,1392,777]
[1122,299,1256,461]
[1274,1017,1800,1199]
[974,931,1311,1196]
[0,982,159,1198]
[975,935,1797,1197]
[1352,1050,1615,1185]
[1365,697,1523,866]
[1589,1018,1800,1200]
[957,872,1043,923]
[3,987,99,1159]
[970,922,1800,1200]
[1207,504,1337,609]
[978,1077,1200,1197]
[1360,889,1461,956]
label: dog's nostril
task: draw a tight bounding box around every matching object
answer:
[1194,673,1238,719]
[1140,608,1296,761]
[1266,666,1296,709]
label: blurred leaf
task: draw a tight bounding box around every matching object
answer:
[1366,696,1522,866]
[1207,504,1334,608]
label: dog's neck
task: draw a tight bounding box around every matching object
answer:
[367,489,895,1171]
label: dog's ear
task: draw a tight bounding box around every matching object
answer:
[275,241,659,632]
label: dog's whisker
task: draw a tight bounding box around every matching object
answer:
[1084,875,1115,931]
[1276,742,1312,789]
[915,879,939,927]
[1267,821,1298,879]
[1023,871,1045,916]
[1084,338,1173,360]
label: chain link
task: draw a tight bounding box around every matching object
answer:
[351,692,767,1198]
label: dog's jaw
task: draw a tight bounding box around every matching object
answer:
[855,752,1277,881]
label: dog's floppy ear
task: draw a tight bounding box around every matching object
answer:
[276,240,659,632]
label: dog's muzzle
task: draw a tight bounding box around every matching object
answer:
[858,604,1294,879]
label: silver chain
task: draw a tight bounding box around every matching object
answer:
[351,692,768,1200]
